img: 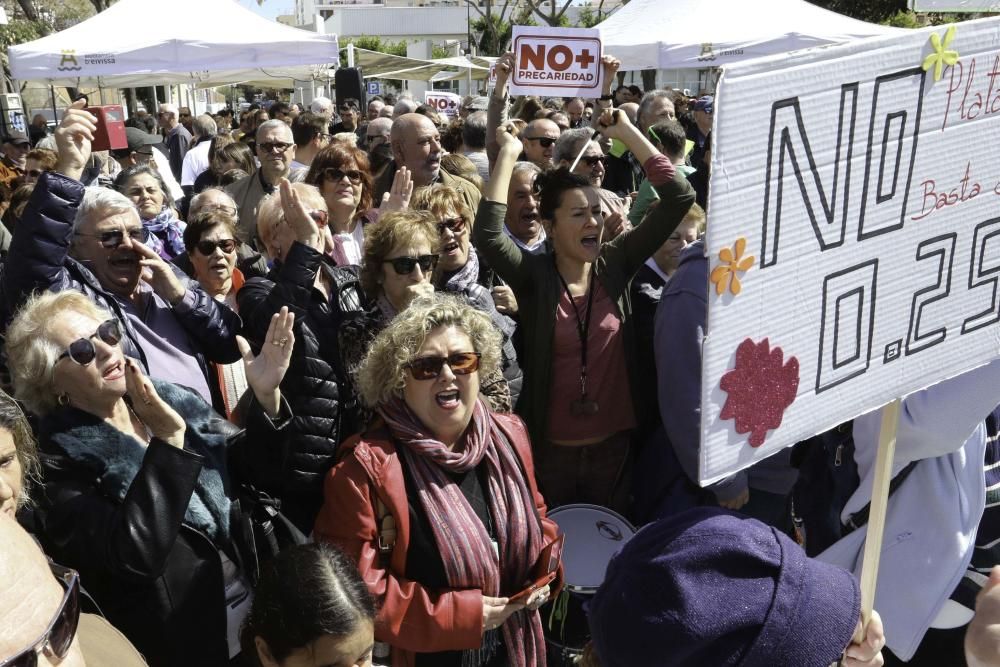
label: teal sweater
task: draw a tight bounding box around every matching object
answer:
[472,167,696,445]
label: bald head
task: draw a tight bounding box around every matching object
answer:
[390,113,442,187]
[620,102,639,124]
[0,515,86,665]
[522,118,561,170]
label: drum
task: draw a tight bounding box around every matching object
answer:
[542,504,636,666]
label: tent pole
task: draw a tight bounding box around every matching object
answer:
[51,86,58,123]
[152,86,160,113]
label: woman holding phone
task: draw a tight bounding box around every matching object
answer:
[315,295,561,667]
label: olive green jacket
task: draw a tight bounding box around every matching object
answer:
[472,169,696,445]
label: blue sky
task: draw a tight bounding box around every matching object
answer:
[237,0,294,20]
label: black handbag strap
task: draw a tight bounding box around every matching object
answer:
[842,460,918,534]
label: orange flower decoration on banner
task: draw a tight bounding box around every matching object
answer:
[711,237,755,296]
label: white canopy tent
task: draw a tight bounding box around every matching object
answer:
[350,47,494,82]
[597,0,902,72]
[8,0,340,88]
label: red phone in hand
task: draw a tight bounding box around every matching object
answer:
[509,534,564,604]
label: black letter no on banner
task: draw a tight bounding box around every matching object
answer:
[816,260,878,394]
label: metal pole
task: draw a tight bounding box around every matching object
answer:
[50,85,58,123]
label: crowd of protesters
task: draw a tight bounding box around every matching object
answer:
[1,48,1000,667]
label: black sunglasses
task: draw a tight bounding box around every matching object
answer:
[436,217,465,235]
[57,319,122,366]
[582,155,606,167]
[322,168,363,185]
[258,141,293,153]
[0,563,80,667]
[383,254,438,275]
[195,238,237,255]
[525,136,556,148]
[75,227,150,249]
[406,352,481,380]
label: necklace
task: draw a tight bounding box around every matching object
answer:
[555,258,600,417]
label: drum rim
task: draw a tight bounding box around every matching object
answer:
[546,503,637,533]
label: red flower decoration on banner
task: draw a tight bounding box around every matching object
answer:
[719,338,799,448]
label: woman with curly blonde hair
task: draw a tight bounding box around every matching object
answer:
[315,294,561,667]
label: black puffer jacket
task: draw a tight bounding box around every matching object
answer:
[238,241,364,533]
[0,172,242,375]
[32,381,290,667]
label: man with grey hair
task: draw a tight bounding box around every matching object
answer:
[1,102,242,405]
[157,102,192,182]
[462,110,490,183]
[637,90,677,133]
[309,96,333,121]
[180,113,218,195]
[504,161,547,253]
[226,119,296,246]
[392,97,418,119]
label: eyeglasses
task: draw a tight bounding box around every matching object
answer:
[57,319,122,366]
[436,217,465,235]
[195,203,237,217]
[74,226,150,249]
[0,563,80,667]
[582,155,606,167]
[383,254,438,275]
[322,168,363,185]
[179,113,191,118]
[406,352,481,381]
[258,141,293,153]
[26,169,42,178]
[195,238,237,255]
[525,136,556,148]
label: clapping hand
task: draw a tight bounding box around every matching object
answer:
[237,307,295,419]
[379,166,413,214]
[54,100,96,182]
[124,358,186,448]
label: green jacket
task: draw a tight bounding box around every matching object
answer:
[472,169,696,445]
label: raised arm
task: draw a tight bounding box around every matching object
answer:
[486,52,515,169]
[474,125,532,291]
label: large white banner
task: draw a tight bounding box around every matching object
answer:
[701,18,1000,484]
[509,26,603,98]
[913,1,1000,10]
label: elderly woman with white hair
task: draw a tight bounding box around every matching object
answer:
[4,288,296,667]
[1,101,242,407]
[237,179,365,534]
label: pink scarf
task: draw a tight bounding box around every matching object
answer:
[378,397,546,666]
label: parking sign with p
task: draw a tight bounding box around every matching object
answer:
[510,26,603,98]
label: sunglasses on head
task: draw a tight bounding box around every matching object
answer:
[436,217,465,235]
[75,226,150,249]
[195,238,237,255]
[0,563,80,667]
[406,352,481,380]
[526,136,556,148]
[57,319,122,366]
[383,254,438,275]
[322,168,363,185]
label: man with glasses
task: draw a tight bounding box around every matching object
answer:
[687,95,714,172]
[554,127,631,238]
[520,118,561,170]
[157,103,191,182]
[226,119,296,247]
[177,106,194,134]
[2,102,242,406]
[289,112,329,180]
[364,116,393,174]
[0,129,30,188]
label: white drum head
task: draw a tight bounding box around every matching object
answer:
[547,504,636,593]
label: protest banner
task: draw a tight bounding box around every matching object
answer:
[423,90,461,119]
[509,26,603,98]
[701,17,1000,485]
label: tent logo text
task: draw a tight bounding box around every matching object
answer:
[57,50,80,72]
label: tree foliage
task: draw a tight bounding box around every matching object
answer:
[807,0,909,23]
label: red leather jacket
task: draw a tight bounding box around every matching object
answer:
[314,413,562,667]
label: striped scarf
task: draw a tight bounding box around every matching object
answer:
[379,397,546,666]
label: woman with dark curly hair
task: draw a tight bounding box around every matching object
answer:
[305,143,376,267]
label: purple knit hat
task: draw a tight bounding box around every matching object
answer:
[588,507,860,667]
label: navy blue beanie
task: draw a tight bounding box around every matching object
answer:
[588,508,860,667]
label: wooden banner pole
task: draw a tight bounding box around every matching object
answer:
[853,397,902,643]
